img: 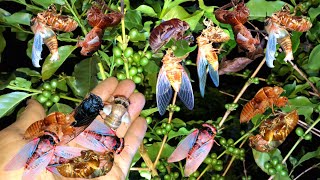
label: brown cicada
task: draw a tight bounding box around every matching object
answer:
[103,96,130,130]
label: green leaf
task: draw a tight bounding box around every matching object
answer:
[173,40,197,57]
[171,118,186,128]
[56,79,68,92]
[282,96,317,120]
[0,27,6,60]
[135,5,157,17]
[42,45,77,80]
[252,148,282,174]
[246,0,287,21]
[9,77,32,89]
[72,56,99,97]
[291,31,302,53]
[0,73,15,90]
[162,6,190,20]
[182,10,204,31]
[167,127,193,141]
[307,44,320,71]
[0,92,32,118]
[16,68,41,77]
[125,10,143,30]
[141,107,158,117]
[31,0,65,8]
[308,6,320,22]
[146,142,175,161]
[283,81,296,97]
[144,61,160,94]
[48,103,73,114]
[3,12,32,25]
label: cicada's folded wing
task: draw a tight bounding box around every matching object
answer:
[74,133,107,153]
[156,67,173,115]
[266,32,278,68]
[31,33,44,68]
[208,63,219,87]
[197,49,208,97]
[4,138,40,171]
[86,119,115,136]
[178,69,194,110]
[54,146,83,159]
[184,139,214,177]
[168,129,199,163]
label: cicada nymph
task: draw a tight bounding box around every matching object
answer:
[78,1,122,56]
[156,49,194,115]
[30,17,58,67]
[249,110,298,152]
[196,19,230,96]
[36,4,78,32]
[149,18,191,52]
[214,0,260,52]
[218,57,254,75]
[240,86,288,123]
[103,96,130,130]
[168,124,217,177]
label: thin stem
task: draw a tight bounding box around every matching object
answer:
[130,167,149,171]
[179,161,184,176]
[139,143,158,176]
[230,73,266,82]
[98,62,107,80]
[6,85,42,93]
[219,90,249,102]
[308,91,320,98]
[60,95,82,102]
[293,162,320,180]
[298,120,320,138]
[63,0,87,34]
[218,58,266,127]
[223,156,236,176]
[197,165,211,180]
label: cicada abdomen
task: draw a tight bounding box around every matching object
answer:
[30,17,59,67]
[103,96,130,130]
[249,134,282,152]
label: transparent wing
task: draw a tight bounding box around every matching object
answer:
[4,138,40,171]
[85,119,115,136]
[156,67,173,115]
[196,49,208,97]
[31,32,43,68]
[184,139,214,177]
[208,64,219,87]
[54,146,83,159]
[103,105,112,115]
[178,69,194,110]
[167,129,199,163]
[266,32,277,68]
[74,133,106,152]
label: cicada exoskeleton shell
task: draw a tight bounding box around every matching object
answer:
[103,96,130,130]
[92,152,114,177]
[249,134,282,152]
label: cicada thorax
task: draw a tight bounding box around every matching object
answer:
[214,1,249,26]
[201,19,230,43]
[249,134,282,152]
[233,23,260,52]
[104,96,130,130]
[149,18,190,52]
[86,5,122,29]
[271,10,312,32]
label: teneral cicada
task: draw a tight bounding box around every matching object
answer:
[196,20,230,96]
[74,120,124,154]
[103,96,130,130]
[30,17,58,67]
[78,2,122,56]
[240,86,288,123]
[149,18,190,52]
[168,124,217,177]
[214,0,260,52]
[265,18,293,68]
[36,5,78,32]
[156,49,194,115]
[4,132,84,179]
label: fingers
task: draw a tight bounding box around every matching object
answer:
[114,117,147,176]
[91,77,118,102]
[112,79,136,98]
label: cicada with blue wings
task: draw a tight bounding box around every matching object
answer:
[30,17,59,67]
[156,49,194,115]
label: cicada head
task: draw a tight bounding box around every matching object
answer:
[202,123,217,137]
[114,137,124,154]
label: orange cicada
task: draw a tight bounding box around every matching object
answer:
[240,86,288,123]
[156,49,194,115]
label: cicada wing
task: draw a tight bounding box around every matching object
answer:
[22,149,54,180]
[31,32,44,68]
[54,146,83,159]
[178,69,194,110]
[46,165,60,176]
[156,67,173,115]
[74,133,107,153]
[86,119,115,136]
[103,105,112,115]
[184,139,214,177]
[168,129,199,163]
[208,64,219,87]
[196,49,208,97]
[266,31,278,68]
[4,138,40,171]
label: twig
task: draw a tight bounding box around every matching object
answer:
[219,58,266,127]
[229,73,266,82]
[130,167,149,171]
[243,160,248,179]
[293,162,320,180]
[298,120,320,138]
[308,91,320,98]
[139,143,158,176]
[219,90,249,102]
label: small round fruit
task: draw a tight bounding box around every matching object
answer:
[117,72,126,80]
[133,53,141,63]
[140,57,149,66]
[156,128,162,135]
[113,46,122,57]
[161,128,167,134]
[268,168,276,175]
[174,106,180,112]
[145,51,152,59]
[43,82,51,90]
[164,175,170,180]
[192,171,199,177]
[227,138,234,145]
[37,94,48,104]
[129,67,138,76]
[173,172,179,178]
[141,162,147,168]
[165,124,172,132]
[211,153,217,159]
[275,164,283,172]
[220,138,227,145]
[51,94,60,103]
[124,47,134,58]
[227,147,235,153]
[295,127,304,136]
[214,165,223,171]
[146,117,152,124]
[133,75,142,84]
[129,28,139,41]
[271,157,280,166]
[50,79,58,89]
[42,90,52,98]
[279,169,288,176]
[137,67,143,73]
[204,157,213,164]
[264,162,272,169]
[115,57,124,66]
[45,100,53,107]
[304,133,312,140]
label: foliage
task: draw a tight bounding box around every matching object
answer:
[0,0,319,179]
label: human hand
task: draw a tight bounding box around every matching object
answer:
[0,77,147,180]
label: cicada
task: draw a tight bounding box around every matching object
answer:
[156,49,194,115]
[78,2,122,56]
[103,96,130,130]
[168,124,217,177]
[4,132,83,179]
[196,20,230,96]
[36,4,78,32]
[265,18,293,68]
[30,17,58,67]
[218,57,254,75]
[240,86,288,123]
[149,18,190,52]
[214,0,260,52]
[74,120,124,154]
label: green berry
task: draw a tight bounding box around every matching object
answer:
[227,138,234,145]
[124,47,134,58]
[220,138,227,146]
[192,171,199,177]
[185,60,192,65]
[161,128,167,134]
[234,148,240,155]
[204,157,213,164]
[37,94,48,104]
[143,138,147,144]
[165,124,172,132]
[158,164,165,170]
[174,106,180,112]
[214,165,223,171]
[227,147,235,153]
[164,174,170,180]
[295,127,304,136]
[173,172,179,178]
[141,162,147,168]
[304,133,312,141]
[43,82,51,90]
[140,57,149,66]
[275,164,283,172]
[137,67,143,73]
[42,90,52,98]
[51,94,60,103]
[132,75,142,84]
[133,53,141,63]
[145,51,152,59]
[189,177,196,180]
[268,168,276,175]
[211,153,217,159]
[50,79,58,89]
[211,159,217,165]
[113,46,122,57]
[127,57,133,63]
[45,100,53,107]
[264,162,272,170]
[216,160,223,165]
[156,128,162,135]
[115,57,124,66]
[146,117,152,124]
[117,72,126,80]
[271,157,280,166]
[129,67,138,76]
[279,169,288,176]
[129,28,139,41]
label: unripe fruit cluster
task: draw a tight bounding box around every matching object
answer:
[211,174,225,180]
[156,160,168,173]
[224,103,238,111]
[36,79,60,108]
[155,122,173,136]
[204,153,224,172]
[220,138,245,160]
[264,157,288,176]
[295,127,312,140]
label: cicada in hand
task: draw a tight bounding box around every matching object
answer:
[74,120,124,154]
[149,18,190,52]
[168,124,217,177]
[240,86,288,123]
[36,4,78,32]
[30,17,58,67]
[265,18,293,68]
[156,49,194,115]
[103,96,130,130]
[4,132,83,179]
